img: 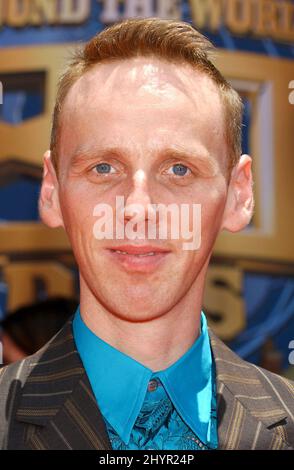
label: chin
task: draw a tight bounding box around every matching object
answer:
[102,293,166,321]
[115,309,165,323]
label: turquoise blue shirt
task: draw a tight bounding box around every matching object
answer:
[73,307,218,450]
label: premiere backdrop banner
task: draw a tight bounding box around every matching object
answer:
[0,0,293,377]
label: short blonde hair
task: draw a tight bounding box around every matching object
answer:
[50,17,243,172]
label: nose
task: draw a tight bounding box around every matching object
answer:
[124,169,155,223]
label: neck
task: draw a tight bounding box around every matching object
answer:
[79,272,207,372]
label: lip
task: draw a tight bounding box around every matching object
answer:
[108,244,171,255]
[105,245,171,273]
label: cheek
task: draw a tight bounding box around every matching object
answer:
[59,179,97,218]
[59,184,121,253]
[188,180,227,240]
[201,187,227,234]
[58,186,96,241]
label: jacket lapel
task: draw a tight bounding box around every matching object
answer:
[208,329,292,450]
[12,318,112,450]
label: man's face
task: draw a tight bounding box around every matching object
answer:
[42,57,251,321]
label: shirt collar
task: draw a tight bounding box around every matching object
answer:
[73,307,214,446]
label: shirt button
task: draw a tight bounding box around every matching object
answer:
[148,378,158,392]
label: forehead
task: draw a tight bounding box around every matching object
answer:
[59,57,226,163]
[63,56,222,111]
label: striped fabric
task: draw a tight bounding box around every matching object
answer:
[0,317,293,450]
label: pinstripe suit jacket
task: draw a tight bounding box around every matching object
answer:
[0,317,293,450]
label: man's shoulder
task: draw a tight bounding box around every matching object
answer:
[0,318,72,388]
[209,327,294,388]
[0,344,50,411]
[0,353,37,388]
[209,328,294,448]
[0,318,77,449]
[236,355,294,398]
[0,354,36,449]
[209,329,293,418]
[0,358,23,383]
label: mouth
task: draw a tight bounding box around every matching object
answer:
[105,245,171,272]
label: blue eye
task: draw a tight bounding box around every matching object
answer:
[171,164,189,176]
[95,163,112,174]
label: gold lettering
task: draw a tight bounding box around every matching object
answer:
[29,0,58,26]
[254,0,278,37]
[272,1,294,42]
[203,265,246,341]
[6,0,30,27]
[4,262,75,311]
[0,1,293,49]
[226,0,252,34]
[59,0,91,24]
[189,0,223,32]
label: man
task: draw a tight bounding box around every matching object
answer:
[0,18,293,450]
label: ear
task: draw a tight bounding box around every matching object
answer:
[221,154,254,232]
[39,150,64,228]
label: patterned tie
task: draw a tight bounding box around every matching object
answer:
[106,377,215,450]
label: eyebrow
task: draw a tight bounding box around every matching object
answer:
[159,147,218,175]
[70,144,218,175]
[71,145,122,167]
